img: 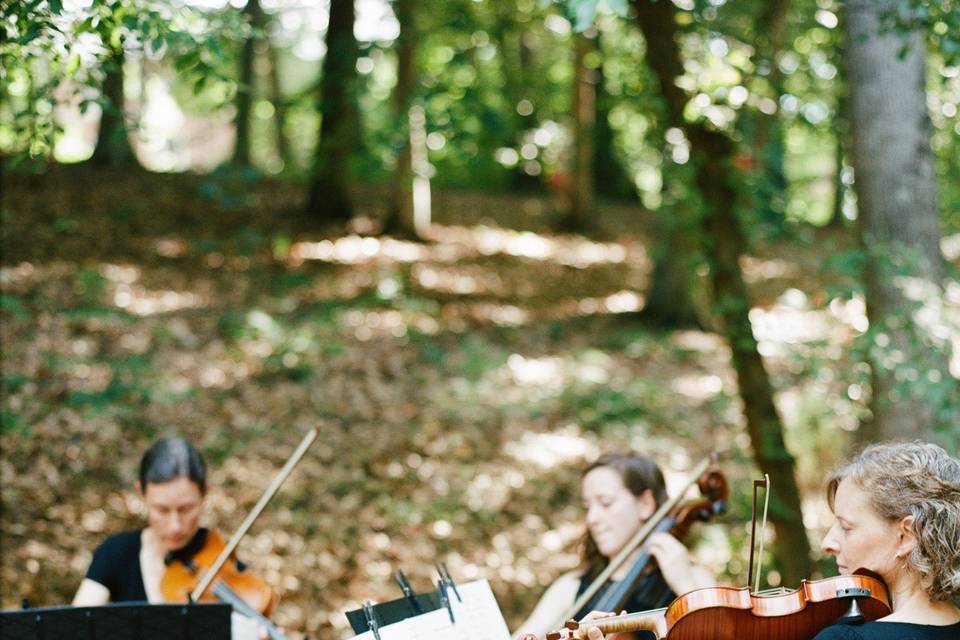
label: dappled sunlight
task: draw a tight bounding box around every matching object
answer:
[112,285,207,316]
[154,237,189,258]
[504,430,597,469]
[506,354,565,387]
[413,264,507,296]
[423,224,639,268]
[942,233,960,261]
[740,255,801,283]
[0,262,37,287]
[99,262,209,316]
[670,373,724,402]
[289,224,645,270]
[751,289,857,357]
[290,235,425,265]
[946,281,960,379]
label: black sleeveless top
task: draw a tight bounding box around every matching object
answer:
[85,530,148,601]
[813,620,960,639]
[576,570,676,639]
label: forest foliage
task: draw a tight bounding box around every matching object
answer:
[2,0,959,638]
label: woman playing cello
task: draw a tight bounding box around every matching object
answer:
[547,441,960,640]
[512,451,716,639]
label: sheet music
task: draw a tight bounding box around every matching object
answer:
[407,608,459,640]
[346,579,510,640]
[449,579,511,640]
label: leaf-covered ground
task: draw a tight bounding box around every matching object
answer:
[0,165,894,637]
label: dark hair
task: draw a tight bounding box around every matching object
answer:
[139,437,207,494]
[581,451,668,581]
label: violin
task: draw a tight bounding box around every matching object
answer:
[564,455,728,624]
[161,527,277,612]
[548,570,891,640]
[160,425,320,640]
[162,528,285,639]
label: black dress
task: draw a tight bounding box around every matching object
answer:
[84,529,148,601]
[813,620,960,639]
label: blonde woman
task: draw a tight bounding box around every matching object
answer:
[813,441,960,639]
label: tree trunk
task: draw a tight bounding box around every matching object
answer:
[560,32,596,230]
[265,39,289,168]
[307,0,359,222]
[233,0,263,166]
[632,0,813,588]
[845,0,953,445]
[91,47,135,167]
[382,0,418,238]
[828,99,848,229]
[749,0,789,234]
[593,33,636,202]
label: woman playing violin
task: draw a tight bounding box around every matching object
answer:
[814,441,960,639]
[73,436,209,605]
[513,451,715,639]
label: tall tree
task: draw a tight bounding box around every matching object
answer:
[845,0,954,444]
[631,0,814,586]
[592,37,635,202]
[306,0,359,222]
[560,31,597,230]
[265,38,289,168]
[91,46,136,167]
[382,0,419,238]
[233,0,264,166]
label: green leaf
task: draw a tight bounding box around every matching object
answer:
[66,53,81,75]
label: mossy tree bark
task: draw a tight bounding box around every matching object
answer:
[845,0,954,446]
[91,47,136,168]
[632,0,813,587]
[306,0,359,222]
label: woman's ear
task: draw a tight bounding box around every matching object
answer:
[896,515,917,558]
[637,489,657,520]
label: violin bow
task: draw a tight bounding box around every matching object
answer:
[556,453,715,626]
[747,474,771,594]
[191,424,321,602]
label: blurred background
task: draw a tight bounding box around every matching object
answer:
[1,0,958,637]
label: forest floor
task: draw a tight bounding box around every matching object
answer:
[1,164,888,637]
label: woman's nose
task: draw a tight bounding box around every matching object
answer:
[821,523,840,555]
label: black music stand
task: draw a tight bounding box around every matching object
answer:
[0,603,231,640]
[344,592,442,634]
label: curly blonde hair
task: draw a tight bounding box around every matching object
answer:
[827,441,960,601]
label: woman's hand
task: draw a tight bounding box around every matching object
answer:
[646,532,714,596]
[578,609,632,640]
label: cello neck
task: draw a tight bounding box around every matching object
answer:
[577,517,676,619]
[557,456,713,625]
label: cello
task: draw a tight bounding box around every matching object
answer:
[561,454,728,626]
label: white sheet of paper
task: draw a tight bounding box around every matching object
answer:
[407,607,458,640]
[449,579,511,640]
[346,579,510,640]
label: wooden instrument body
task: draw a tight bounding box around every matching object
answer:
[161,529,277,615]
[563,572,891,640]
